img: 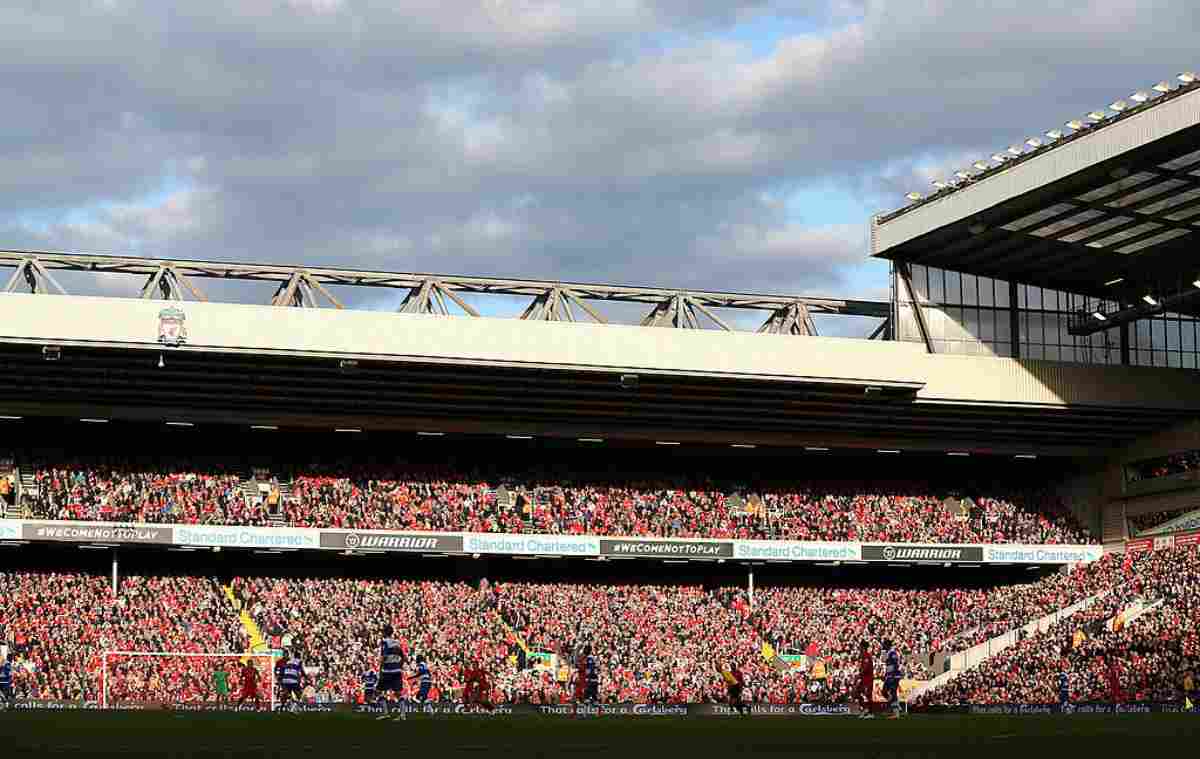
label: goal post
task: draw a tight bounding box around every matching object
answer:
[101,651,277,711]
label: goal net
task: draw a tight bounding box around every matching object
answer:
[101,651,277,711]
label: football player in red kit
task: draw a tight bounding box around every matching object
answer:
[858,640,875,718]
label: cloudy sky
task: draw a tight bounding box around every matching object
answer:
[2,1,1197,330]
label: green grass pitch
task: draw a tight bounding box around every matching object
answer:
[2,711,1196,759]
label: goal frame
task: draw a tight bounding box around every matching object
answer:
[101,651,277,712]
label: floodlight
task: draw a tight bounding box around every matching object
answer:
[1007,146,1022,156]
[1193,279,1200,289]
[991,154,1008,163]
[1087,111,1106,122]
[932,180,949,189]
[1142,294,1158,306]
[1179,72,1197,84]
[955,171,972,180]
[1025,137,1043,148]
[1066,120,1085,130]
[1092,311,1107,321]
[1109,100,1127,112]
[1104,278,1124,286]
[1130,91,1150,103]
[1153,81,1172,93]
[1045,129,1063,140]
[973,161,989,171]
[905,192,923,201]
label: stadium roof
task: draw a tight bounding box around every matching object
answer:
[872,74,1200,319]
[0,249,888,337]
[0,292,1198,456]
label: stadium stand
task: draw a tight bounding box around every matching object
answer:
[916,545,1200,706]
[8,545,1193,707]
[19,455,1095,545]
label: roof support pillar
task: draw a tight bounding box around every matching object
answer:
[1009,280,1020,359]
[2,258,69,295]
[1120,315,1131,365]
[898,262,935,354]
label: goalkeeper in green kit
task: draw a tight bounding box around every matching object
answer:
[212,664,231,705]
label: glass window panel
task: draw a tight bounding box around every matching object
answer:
[980,309,995,341]
[963,309,981,340]
[978,276,994,308]
[1026,287,1042,310]
[929,269,944,303]
[1168,352,1182,368]
[912,265,929,301]
[962,274,978,305]
[944,271,961,303]
[994,280,1009,308]
[996,314,1011,343]
[1027,344,1045,360]
[1167,319,1181,350]
[1027,312,1044,342]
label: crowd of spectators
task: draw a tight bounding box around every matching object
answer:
[1126,450,1200,483]
[4,545,1197,707]
[27,460,258,525]
[1128,507,1197,535]
[18,456,1095,546]
[0,571,244,703]
[918,546,1200,706]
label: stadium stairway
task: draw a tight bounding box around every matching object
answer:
[7,468,31,518]
[222,584,271,654]
[907,589,1115,702]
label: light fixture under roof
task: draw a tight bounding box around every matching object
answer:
[1087,111,1106,122]
[1044,129,1063,140]
[954,170,972,181]
[1109,100,1127,112]
[1025,137,1043,148]
[1066,119,1085,130]
[577,437,604,443]
[1104,277,1124,286]
[1142,294,1158,306]
[1092,311,1107,321]
[730,444,757,449]
[655,441,680,446]
[1193,279,1200,289]
[932,180,949,190]
[166,421,194,428]
[804,446,829,452]
[1015,454,1038,460]
[991,153,1008,163]
[905,192,923,201]
[947,451,969,457]
[1130,91,1150,103]
[877,449,900,454]
[1179,72,1197,84]
[506,434,533,440]
[1006,146,1022,156]
[0,415,22,420]
[335,428,362,433]
[973,161,989,171]
[416,431,444,437]
[1153,81,1172,93]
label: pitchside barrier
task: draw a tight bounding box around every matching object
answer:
[917,702,1196,715]
[0,518,1105,565]
[11,700,1195,716]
